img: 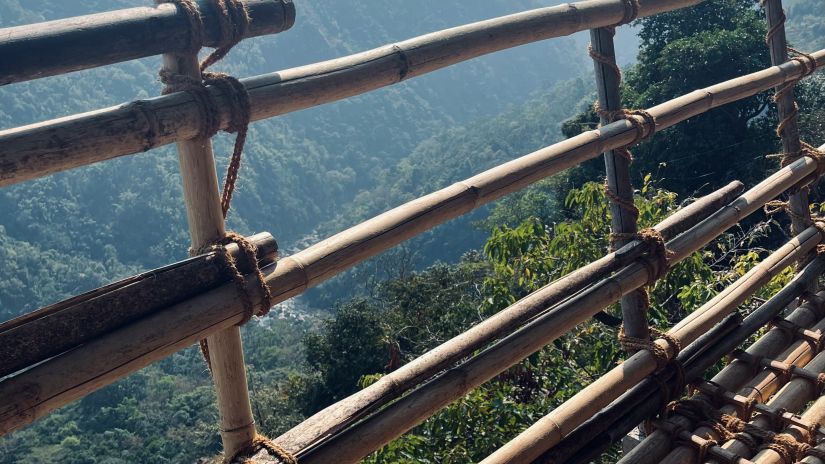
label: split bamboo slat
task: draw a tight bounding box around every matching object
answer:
[481,225,825,464]
[0,232,277,379]
[540,281,825,464]
[590,21,649,342]
[763,0,812,236]
[13,2,825,188]
[619,295,825,464]
[159,44,257,455]
[0,110,820,443]
[0,0,296,85]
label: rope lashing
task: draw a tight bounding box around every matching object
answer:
[190,232,274,369]
[594,103,658,236]
[665,394,821,463]
[618,326,681,370]
[157,0,252,218]
[773,47,818,153]
[227,434,298,464]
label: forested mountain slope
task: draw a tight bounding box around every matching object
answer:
[0,0,604,317]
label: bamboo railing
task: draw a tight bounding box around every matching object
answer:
[1,0,824,463]
[0,0,295,85]
[0,0,707,187]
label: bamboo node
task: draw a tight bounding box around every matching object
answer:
[226,433,297,464]
[126,100,160,151]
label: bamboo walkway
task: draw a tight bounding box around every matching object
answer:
[0,0,824,462]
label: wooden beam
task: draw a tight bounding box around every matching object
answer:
[0,232,276,379]
[161,49,256,457]
[0,0,716,187]
[2,44,823,189]
[542,282,825,464]
[0,0,295,85]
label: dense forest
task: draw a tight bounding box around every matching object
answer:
[1,0,825,462]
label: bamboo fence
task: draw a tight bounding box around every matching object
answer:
[0,0,824,462]
[0,0,295,85]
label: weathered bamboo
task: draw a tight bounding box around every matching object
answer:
[713,351,825,461]
[590,25,649,343]
[0,150,814,440]
[753,395,825,463]
[618,144,825,464]
[660,312,825,464]
[271,182,743,455]
[0,0,296,85]
[291,190,822,463]
[0,232,276,379]
[4,19,824,187]
[162,49,256,456]
[480,226,824,464]
[764,0,811,236]
[538,274,825,464]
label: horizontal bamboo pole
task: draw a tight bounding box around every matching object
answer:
[480,226,825,464]
[619,290,825,464]
[0,0,296,85]
[619,143,825,464]
[660,312,825,464]
[538,271,825,464]
[272,181,743,454]
[5,11,824,187]
[0,147,813,440]
[753,395,825,463]
[0,232,277,379]
[290,176,821,462]
[717,351,825,462]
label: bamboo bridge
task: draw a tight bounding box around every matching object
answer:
[1,0,825,462]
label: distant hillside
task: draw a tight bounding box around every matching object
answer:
[0,0,599,317]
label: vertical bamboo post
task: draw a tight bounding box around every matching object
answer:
[590,28,647,341]
[764,0,811,236]
[161,50,256,458]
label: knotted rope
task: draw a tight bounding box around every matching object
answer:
[662,395,821,464]
[228,434,298,464]
[618,326,681,370]
[157,0,252,218]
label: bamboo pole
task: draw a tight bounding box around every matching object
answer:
[660,312,825,464]
[0,0,295,85]
[753,395,825,463]
[764,0,811,236]
[0,232,276,379]
[590,25,649,343]
[538,275,825,464]
[291,202,823,463]
[161,50,256,457]
[0,149,815,440]
[714,351,825,462]
[480,226,825,464]
[270,181,742,455]
[4,17,823,188]
[618,292,825,464]
[618,144,825,464]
